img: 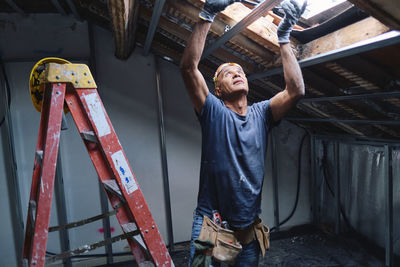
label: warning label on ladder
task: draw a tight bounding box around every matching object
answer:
[111,150,138,194]
[84,93,111,137]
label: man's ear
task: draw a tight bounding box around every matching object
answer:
[214,86,221,97]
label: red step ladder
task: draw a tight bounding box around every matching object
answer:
[22,59,173,267]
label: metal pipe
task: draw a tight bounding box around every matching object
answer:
[143,0,166,56]
[285,117,400,125]
[270,130,280,231]
[0,62,25,267]
[248,31,400,81]
[299,91,400,103]
[310,134,317,224]
[50,0,67,15]
[384,145,393,267]
[334,142,340,235]
[154,56,174,251]
[54,148,72,267]
[313,134,400,146]
[201,0,280,60]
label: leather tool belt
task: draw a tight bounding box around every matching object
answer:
[197,215,270,265]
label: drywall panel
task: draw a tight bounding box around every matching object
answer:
[0,13,89,60]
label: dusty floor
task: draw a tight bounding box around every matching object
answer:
[99,227,387,267]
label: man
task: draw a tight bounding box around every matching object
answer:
[180,0,306,265]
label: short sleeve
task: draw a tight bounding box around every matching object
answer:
[197,93,224,127]
[251,99,280,130]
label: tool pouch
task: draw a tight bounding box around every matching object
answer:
[253,218,270,257]
[198,215,242,265]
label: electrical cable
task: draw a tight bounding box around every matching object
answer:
[271,132,309,232]
[320,141,355,232]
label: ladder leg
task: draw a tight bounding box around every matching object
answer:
[64,90,149,264]
[22,83,66,267]
[65,89,173,266]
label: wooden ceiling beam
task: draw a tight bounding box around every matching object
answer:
[108,0,140,59]
[347,0,400,30]
[140,6,257,73]
[186,0,285,53]
[164,0,275,65]
[300,17,389,60]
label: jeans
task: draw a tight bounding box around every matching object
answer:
[188,210,260,267]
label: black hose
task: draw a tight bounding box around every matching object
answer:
[271,132,309,232]
[320,141,355,232]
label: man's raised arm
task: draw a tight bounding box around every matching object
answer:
[180,20,211,114]
[180,0,238,114]
[270,0,307,121]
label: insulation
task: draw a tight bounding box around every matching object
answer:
[315,138,400,256]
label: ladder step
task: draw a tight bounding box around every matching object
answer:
[121,222,138,233]
[80,130,99,143]
[35,150,43,165]
[28,200,37,234]
[122,223,149,254]
[103,179,124,200]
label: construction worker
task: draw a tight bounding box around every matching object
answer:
[180,0,306,266]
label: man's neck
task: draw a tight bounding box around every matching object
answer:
[224,94,248,115]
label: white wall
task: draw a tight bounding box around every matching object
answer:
[0,12,312,266]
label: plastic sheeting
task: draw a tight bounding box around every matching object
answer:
[314,138,400,256]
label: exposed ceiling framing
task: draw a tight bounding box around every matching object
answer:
[1,0,399,140]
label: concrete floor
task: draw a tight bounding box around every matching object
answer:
[95,226,386,267]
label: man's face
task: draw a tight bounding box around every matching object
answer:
[214,64,249,99]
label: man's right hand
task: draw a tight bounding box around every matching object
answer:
[199,0,240,22]
[277,0,307,44]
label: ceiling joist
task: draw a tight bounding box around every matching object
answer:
[347,0,400,30]
[108,0,140,59]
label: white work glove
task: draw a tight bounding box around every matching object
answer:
[277,0,307,44]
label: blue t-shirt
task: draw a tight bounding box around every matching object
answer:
[196,93,274,228]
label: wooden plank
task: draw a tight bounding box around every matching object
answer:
[300,17,389,60]
[186,0,285,53]
[108,0,140,59]
[164,0,275,64]
[347,0,400,30]
[140,5,258,72]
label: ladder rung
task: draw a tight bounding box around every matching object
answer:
[81,130,99,143]
[122,223,148,255]
[28,200,37,233]
[103,179,123,199]
[22,258,29,267]
[138,261,155,267]
[121,222,137,233]
[121,223,149,251]
[35,150,43,165]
